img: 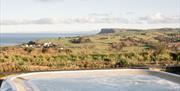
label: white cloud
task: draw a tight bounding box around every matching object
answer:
[0,18,58,25]
[1,13,179,25]
[139,13,180,24]
[126,12,135,15]
[31,18,58,24]
[88,13,112,17]
[0,16,129,25]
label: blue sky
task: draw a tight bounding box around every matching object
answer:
[0,0,180,33]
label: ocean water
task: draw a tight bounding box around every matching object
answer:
[0,33,83,46]
[27,74,180,91]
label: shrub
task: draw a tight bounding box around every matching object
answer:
[111,42,123,50]
[42,47,49,53]
[116,57,128,67]
[27,41,36,45]
[70,37,92,43]
[24,47,34,53]
[170,52,180,61]
[0,47,8,51]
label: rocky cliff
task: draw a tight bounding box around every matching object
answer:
[98,28,117,34]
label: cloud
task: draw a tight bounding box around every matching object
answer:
[88,13,112,17]
[0,16,129,25]
[0,20,21,25]
[138,13,180,24]
[126,12,135,15]
[1,13,179,25]
[31,18,57,24]
[0,18,58,25]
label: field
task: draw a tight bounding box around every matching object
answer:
[0,28,180,72]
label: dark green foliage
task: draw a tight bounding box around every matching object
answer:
[0,47,8,52]
[170,52,180,61]
[71,37,91,43]
[24,47,34,53]
[42,47,49,53]
[116,58,128,67]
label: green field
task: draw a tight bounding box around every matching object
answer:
[0,28,179,72]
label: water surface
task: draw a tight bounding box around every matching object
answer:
[0,33,82,46]
[27,74,180,91]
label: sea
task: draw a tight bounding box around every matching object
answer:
[0,33,86,46]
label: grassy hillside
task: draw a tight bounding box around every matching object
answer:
[0,28,179,72]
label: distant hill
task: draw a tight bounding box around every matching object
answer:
[98,28,117,34]
[98,28,180,34]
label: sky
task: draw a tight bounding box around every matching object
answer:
[0,0,180,33]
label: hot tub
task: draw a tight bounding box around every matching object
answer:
[1,69,180,91]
